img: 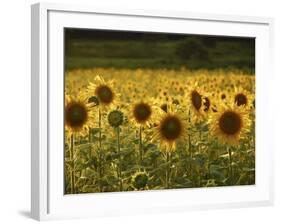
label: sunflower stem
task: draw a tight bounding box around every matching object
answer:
[88,128,92,158]
[188,110,193,185]
[228,146,233,185]
[98,108,102,192]
[207,135,211,179]
[117,126,123,191]
[188,110,192,157]
[139,126,143,165]
[69,134,75,194]
[199,128,202,154]
[165,151,171,189]
[88,128,91,143]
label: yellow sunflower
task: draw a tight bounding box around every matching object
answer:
[185,83,206,122]
[152,105,188,152]
[85,75,118,109]
[65,93,95,137]
[219,91,227,101]
[233,87,254,109]
[209,103,251,146]
[130,100,161,127]
[201,92,217,116]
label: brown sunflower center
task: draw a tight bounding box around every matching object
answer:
[235,93,247,106]
[160,115,182,141]
[203,97,210,112]
[219,111,242,135]
[191,90,202,110]
[65,102,88,129]
[95,85,113,104]
[221,93,226,100]
[133,103,152,123]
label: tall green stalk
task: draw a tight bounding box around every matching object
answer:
[88,128,91,143]
[69,134,75,194]
[98,108,102,192]
[198,124,203,187]
[188,110,193,184]
[117,126,123,191]
[207,134,211,179]
[165,151,171,189]
[228,146,233,185]
[139,126,143,165]
[199,128,202,154]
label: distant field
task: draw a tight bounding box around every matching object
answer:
[65,39,255,72]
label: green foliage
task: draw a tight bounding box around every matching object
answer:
[64,120,255,194]
[65,36,255,72]
[175,38,210,61]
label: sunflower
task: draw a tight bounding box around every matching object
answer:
[186,84,206,122]
[133,102,152,124]
[233,87,254,109]
[201,92,216,115]
[130,100,161,127]
[209,103,251,145]
[85,75,118,109]
[107,109,124,128]
[132,171,149,190]
[220,92,227,101]
[129,100,161,163]
[65,93,95,137]
[152,105,188,152]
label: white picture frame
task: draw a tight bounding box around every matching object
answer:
[31,2,274,221]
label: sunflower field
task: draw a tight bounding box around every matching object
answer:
[64,68,255,194]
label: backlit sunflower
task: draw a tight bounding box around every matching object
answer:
[186,84,206,122]
[86,75,118,109]
[209,103,251,145]
[152,105,188,152]
[233,87,254,109]
[202,92,216,116]
[130,100,161,127]
[65,93,95,137]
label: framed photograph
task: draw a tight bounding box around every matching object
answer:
[31,2,274,221]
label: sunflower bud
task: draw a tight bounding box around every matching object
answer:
[132,172,149,190]
[108,110,124,128]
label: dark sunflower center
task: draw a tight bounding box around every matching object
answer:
[95,85,113,104]
[133,103,152,123]
[160,115,182,141]
[108,110,124,127]
[65,102,88,129]
[235,93,247,106]
[219,111,241,135]
[221,94,226,100]
[191,90,202,110]
[203,97,210,112]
